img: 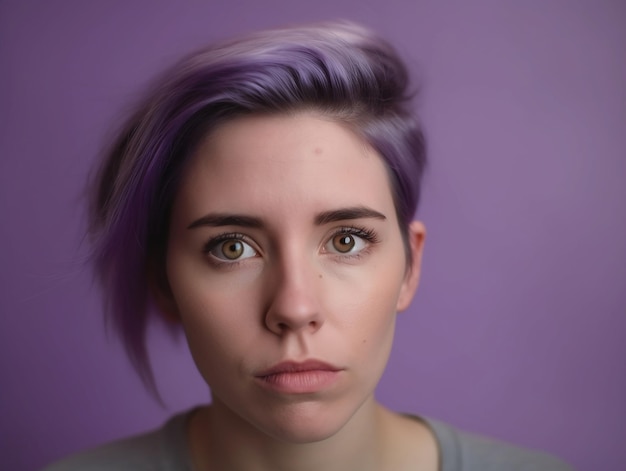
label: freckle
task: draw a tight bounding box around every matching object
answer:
[318,274,323,279]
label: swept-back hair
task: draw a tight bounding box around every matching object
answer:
[89,21,427,392]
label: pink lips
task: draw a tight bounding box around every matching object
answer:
[255,360,342,394]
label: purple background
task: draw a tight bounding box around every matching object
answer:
[1,1,625,470]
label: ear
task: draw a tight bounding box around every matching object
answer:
[148,267,181,324]
[396,220,426,312]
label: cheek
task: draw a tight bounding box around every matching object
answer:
[164,253,260,378]
[338,288,398,395]
[167,240,257,325]
[353,259,406,359]
[173,292,264,391]
[328,264,403,356]
[353,290,398,357]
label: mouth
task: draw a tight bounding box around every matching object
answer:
[254,360,343,394]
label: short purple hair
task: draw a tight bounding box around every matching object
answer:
[90,21,427,391]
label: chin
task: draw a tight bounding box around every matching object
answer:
[228,395,360,445]
[257,408,351,444]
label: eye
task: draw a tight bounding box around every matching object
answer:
[206,236,258,262]
[331,233,359,253]
[325,228,376,255]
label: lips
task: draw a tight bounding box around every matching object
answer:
[254,360,343,394]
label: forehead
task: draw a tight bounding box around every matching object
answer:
[173,112,397,225]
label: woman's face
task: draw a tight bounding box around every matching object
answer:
[164,112,424,443]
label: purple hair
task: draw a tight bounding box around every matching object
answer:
[89,21,427,392]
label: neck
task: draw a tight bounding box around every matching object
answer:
[189,395,391,471]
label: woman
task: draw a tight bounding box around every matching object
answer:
[46,21,572,471]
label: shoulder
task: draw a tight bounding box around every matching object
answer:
[423,417,575,471]
[42,411,192,471]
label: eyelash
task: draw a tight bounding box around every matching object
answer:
[202,232,258,267]
[202,226,380,266]
[329,226,379,245]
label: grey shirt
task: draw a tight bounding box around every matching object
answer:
[43,410,574,470]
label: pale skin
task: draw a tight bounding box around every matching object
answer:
[158,112,437,471]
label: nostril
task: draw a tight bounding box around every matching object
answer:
[273,319,319,333]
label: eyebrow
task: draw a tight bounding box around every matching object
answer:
[187,214,264,230]
[187,206,386,230]
[313,206,387,225]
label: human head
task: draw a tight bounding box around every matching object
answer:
[89,21,427,391]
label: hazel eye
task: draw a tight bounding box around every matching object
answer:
[332,234,356,253]
[326,230,369,255]
[208,238,257,261]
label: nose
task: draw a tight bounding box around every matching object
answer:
[264,252,323,336]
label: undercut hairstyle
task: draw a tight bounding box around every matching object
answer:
[89,21,427,392]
